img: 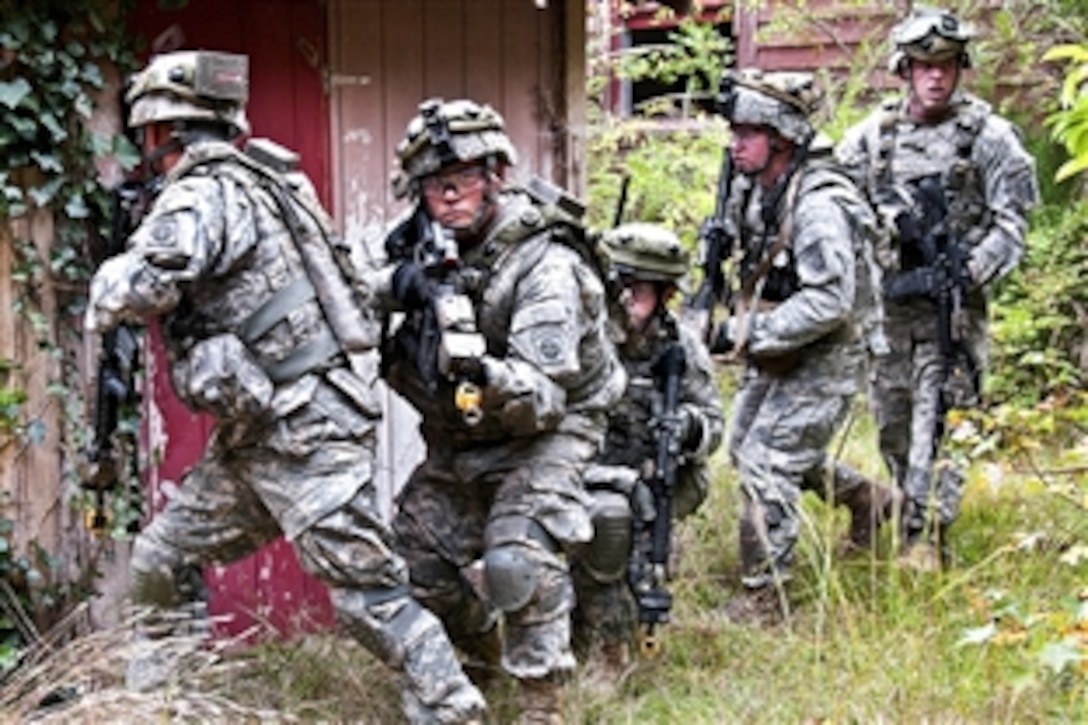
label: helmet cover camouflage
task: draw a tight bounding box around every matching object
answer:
[126,51,250,136]
[719,68,819,145]
[602,223,690,283]
[394,98,517,198]
[889,7,974,73]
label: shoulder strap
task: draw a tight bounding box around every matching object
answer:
[730,170,804,356]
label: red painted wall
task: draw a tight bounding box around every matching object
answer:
[129,0,334,639]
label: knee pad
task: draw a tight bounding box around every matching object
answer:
[581,490,632,584]
[483,544,539,613]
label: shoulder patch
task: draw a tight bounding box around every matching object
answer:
[533,329,565,364]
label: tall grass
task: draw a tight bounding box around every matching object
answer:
[3,401,1084,723]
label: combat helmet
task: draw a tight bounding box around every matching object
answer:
[888,6,974,75]
[601,222,689,284]
[394,98,517,199]
[126,50,250,137]
[718,68,820,146]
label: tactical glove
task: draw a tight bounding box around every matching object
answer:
[449,355,489,387]
[698,216,732,250]
[391,262,435,310]
[708,319,735,355]
[656,405,703,453]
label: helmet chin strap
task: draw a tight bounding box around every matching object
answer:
[141,122,230,172]
[143,136,183,171]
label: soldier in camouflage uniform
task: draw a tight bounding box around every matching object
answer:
[570,223,724,688]
[708,69,898,623]
[374,98,626,724]
[86,52,485,723]
[836,7,1038,570]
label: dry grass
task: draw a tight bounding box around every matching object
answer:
[0,607,293,724]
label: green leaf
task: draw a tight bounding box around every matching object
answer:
[39,112,68,143]
[27,176,65,207]
[1056,155,1088,182]
[114,135,142,171]
[64,193,89,219]
[29,150,63,174]
[80,61,104,89]
[0,78,32,110]
[40,20,58,44]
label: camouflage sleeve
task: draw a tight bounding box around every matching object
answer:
[480,245,595,435]
[748,188,856,356]
[86,174,246,332]
[677,322,724,461]
[967,115,1039,287]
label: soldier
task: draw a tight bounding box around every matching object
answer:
[708,69,898,623]
[375,98,627,723]
[836,7,1038,570]
[85,52,485,723]
[570,223,724,688]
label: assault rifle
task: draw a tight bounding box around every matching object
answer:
[627,339,686,657]
[682,145,735,350]
[385,209,487,425]
[885,175,979,433]
[82,182,145,533]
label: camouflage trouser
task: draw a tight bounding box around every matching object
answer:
[869,304,988,534]
[728,357,857,588]
[393,431,598,681]
[131,394,480,723]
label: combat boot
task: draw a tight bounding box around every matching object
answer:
[579,639,633,697]
[898,537,941,572]
[840,479,903,554]
[125,600,214,692]
[722,585,787,627]
[517,674,565,725]
[898,520,953,572]
[460,624,505,695]
[895,499,942,573]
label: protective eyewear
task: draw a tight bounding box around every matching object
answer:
[420,166,488,198]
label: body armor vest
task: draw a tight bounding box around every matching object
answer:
[872,95,989,271]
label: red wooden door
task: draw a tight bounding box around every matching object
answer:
[130,0,334,639]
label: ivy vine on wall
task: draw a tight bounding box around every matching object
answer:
[0,0,142,673]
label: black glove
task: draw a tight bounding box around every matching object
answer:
[449,355,489,387]
[708,319,734,355]
[699,216,728,243]
[391,262,435,310]
[657,406,702,453]
[884,267,938,301]
[894,210,923,251]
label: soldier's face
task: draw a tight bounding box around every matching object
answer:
[620,279,662,330]
[730,124,773,176]
[421,162,497,235]
[907,57,959,118]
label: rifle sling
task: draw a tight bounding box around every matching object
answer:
[731,171,803,355]
[263,327,341,385]
[237,276,318,346]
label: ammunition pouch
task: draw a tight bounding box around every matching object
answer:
[748,300,802,376]
[751,350,802,377]
[172,333,274,419]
